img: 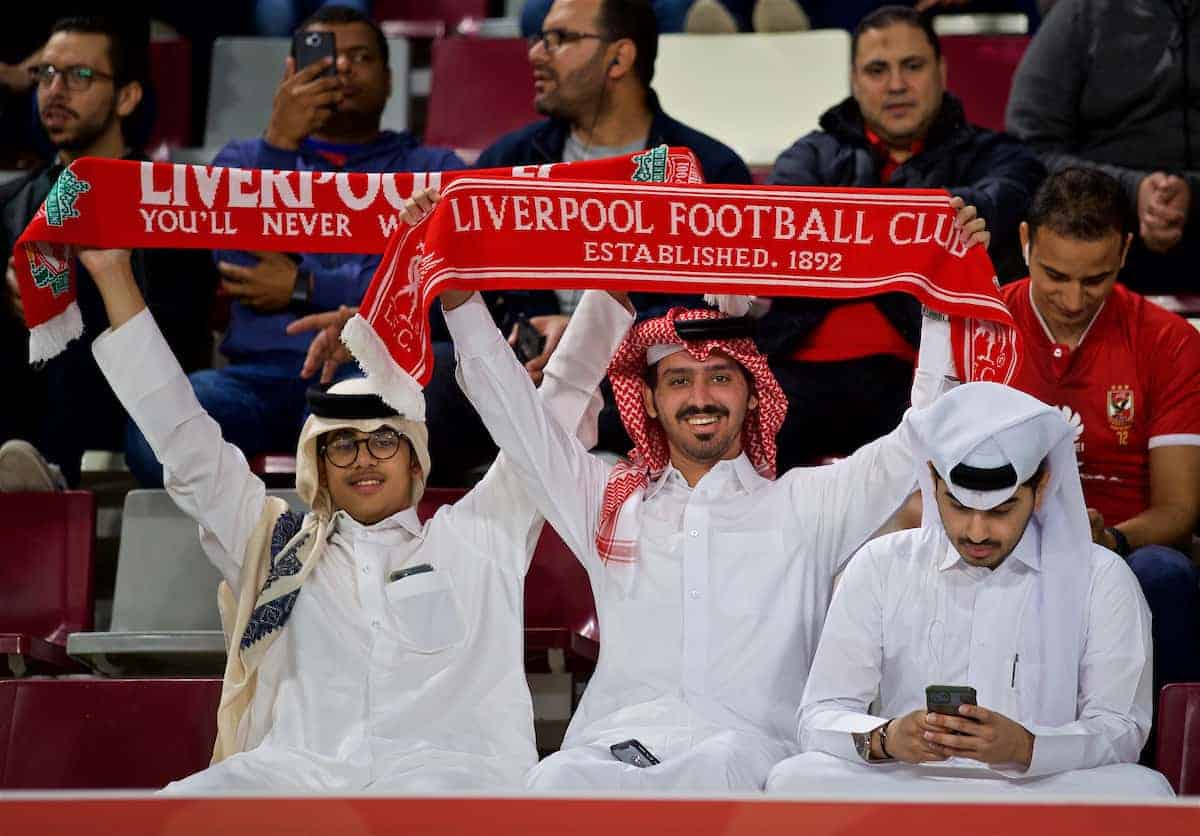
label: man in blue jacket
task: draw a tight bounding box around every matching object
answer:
[763,5,1044,470]
[125,6,554,487]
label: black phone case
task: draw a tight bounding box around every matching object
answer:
[292,31,336,77]
[925,684,978,715]
[609,739,660,767]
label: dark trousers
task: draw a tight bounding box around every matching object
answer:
[1128,545,1200,694]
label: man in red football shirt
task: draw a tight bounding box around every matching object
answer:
[1004,167,1200,692]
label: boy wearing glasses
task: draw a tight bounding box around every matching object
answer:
[0,16,216,489]
[80,246,634,792]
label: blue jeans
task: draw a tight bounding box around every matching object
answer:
[1127,546,1200,695]
[125,357,359,489]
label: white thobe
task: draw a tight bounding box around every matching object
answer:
[766,522,1175,798]
[92,293,632,793]
[446,294,932,792]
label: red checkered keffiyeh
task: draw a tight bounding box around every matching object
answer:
[598,307,788,564]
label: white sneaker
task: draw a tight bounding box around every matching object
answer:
[0,439,67,492]
[753,0,811,32]
[685,0,739,34]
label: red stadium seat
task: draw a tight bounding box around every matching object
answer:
[374,0,488,30]
[0,677,220,789]
[424,37,539,161]
[1156,683,1200,795]
[148,38,192,149]
[417,487,599,669]
[940,35,1030,134]
[0,491,95,676]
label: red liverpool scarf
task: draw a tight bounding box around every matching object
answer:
[343,177,1019,394]
[15,151,1018,392]
[14,147,702,362]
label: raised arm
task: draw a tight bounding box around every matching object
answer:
[83,249,266,590]
[444,289,634,574]
[443,290,623,572]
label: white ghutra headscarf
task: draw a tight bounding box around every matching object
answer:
[907,382,1090,726]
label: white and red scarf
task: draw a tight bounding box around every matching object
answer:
[14,151,1019,418]
[13,147,701,362]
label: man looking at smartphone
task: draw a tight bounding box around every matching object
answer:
[766,383,1174,798]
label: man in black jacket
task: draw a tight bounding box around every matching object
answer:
[764,6,1043,468]
[477,0,752,453]
[0,16,215,488]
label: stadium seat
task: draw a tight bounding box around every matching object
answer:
[0,491,95,677]
[652,30,851,170]
[68,489,304,676]
[940,34,1031,134]
[0,677,220,789]
[1156,682,1200,795]
[374,0,488,30]
[423,37,538,162]
[204,37,412,149]
[147,38,192,149]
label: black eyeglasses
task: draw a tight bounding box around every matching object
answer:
[527,28,607,51]
[320,428,403,468]
[30,63,116,92]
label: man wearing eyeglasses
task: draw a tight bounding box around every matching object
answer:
[79,240,635,791]
[477,0,751,454]
[0,16,216,490]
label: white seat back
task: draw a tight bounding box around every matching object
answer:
[652,30,851,170]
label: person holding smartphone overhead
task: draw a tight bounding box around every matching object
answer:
[766,382,1174,798]
[123,6,556,490]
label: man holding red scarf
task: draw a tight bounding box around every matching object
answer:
[436,199,990,791]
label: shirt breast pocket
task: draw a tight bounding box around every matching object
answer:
[385,569,468,654]
[711,530,787,614]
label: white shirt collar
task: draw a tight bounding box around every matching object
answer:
[331,504,424,539]
[936,516,1042,573]
[645,452,766,500]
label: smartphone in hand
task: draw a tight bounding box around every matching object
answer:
[513,316,547,364]
[292,30,336,77]
[926,685,978,734]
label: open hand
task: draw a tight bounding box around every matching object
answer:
[286,304,356,382]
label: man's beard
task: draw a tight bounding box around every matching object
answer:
[535,56,607,125]
[46,102,118,153]
[668,405,740,463]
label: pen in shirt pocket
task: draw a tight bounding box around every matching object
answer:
[388,563,435,583]
[1011,653,1019,688]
